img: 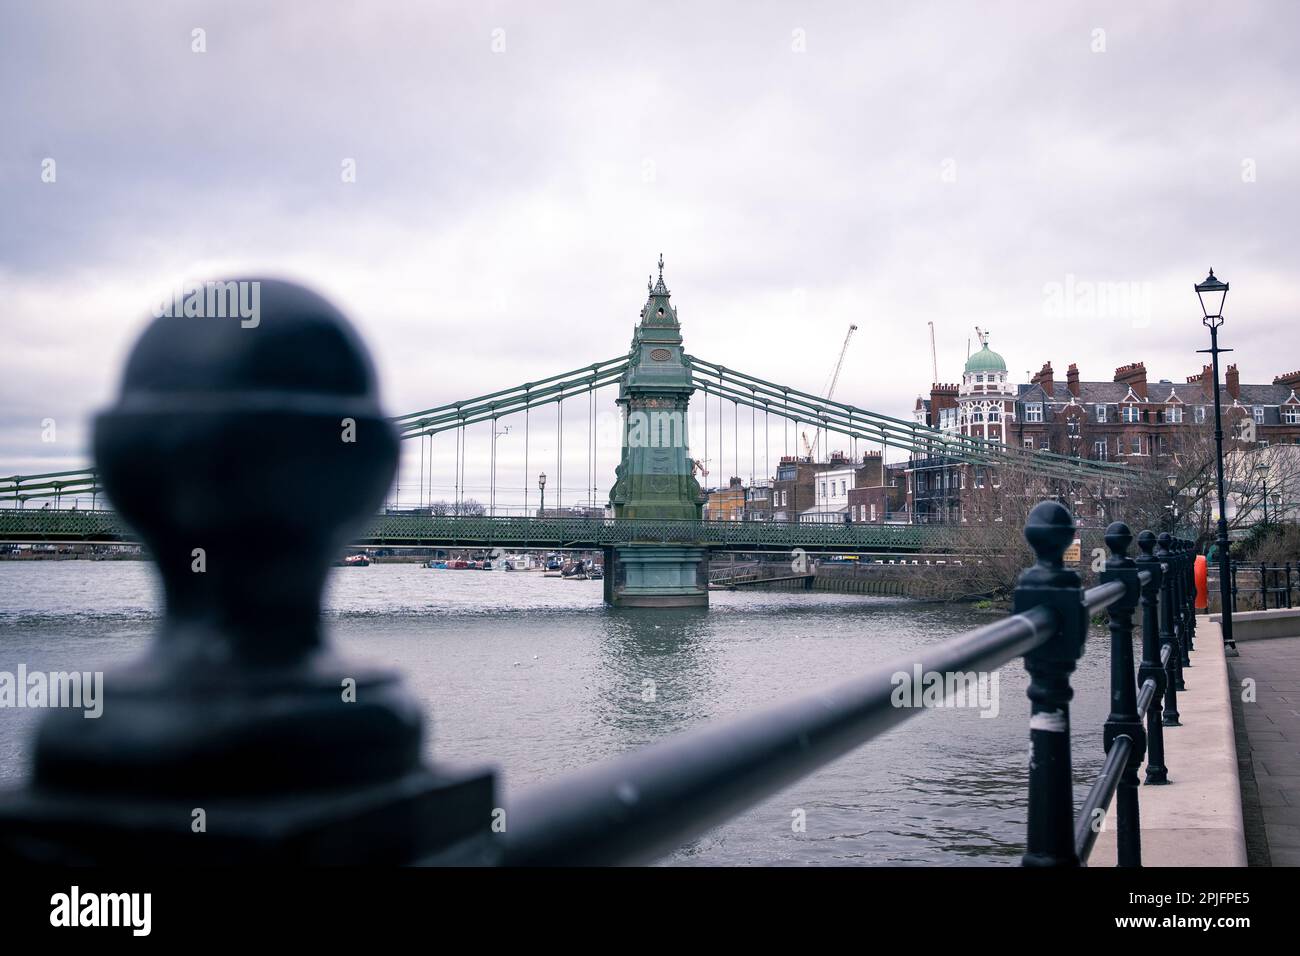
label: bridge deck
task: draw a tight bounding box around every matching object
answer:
[0,509,966,554]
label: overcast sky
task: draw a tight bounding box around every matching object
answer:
[2,1,1298,508]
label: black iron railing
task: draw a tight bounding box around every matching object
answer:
[1222,560,1297,611]
[0,279,1209,866]
[487,519,1199,868]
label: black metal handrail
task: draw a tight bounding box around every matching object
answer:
[499,605,1057,865]
[0,281,1209,867]
[1221,560,1296,612]
[486,515,1196,867]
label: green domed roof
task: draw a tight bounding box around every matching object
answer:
[964,345,1006,374]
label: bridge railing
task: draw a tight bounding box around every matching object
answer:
[0,507,966,552]
[0,280,1207,866]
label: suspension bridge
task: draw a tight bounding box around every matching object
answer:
[1,259,1134,606]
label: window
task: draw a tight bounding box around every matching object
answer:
[1129,436,1142,455]
[1040,441,1050,450]
[1096,404,1107,422]
[1285,407,1300,425]
[988,407,1001,423]
[1254,406,1266,424]
[1122,405,1140,424]
[1094,439,1108,461]
[971,408,984,423]
[1168,406,1183,423]
[1025,402,1043,422]
[1195,406,1207,424]
[975,374,984,383]
[1023,437,1034,449]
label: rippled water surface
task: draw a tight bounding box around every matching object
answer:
[0,561,1116,865]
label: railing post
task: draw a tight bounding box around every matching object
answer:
[1182,538,1196,652]
[1160,533,1188,687]
[1176,540,1192,666]
[1015,501,1088,868]
[0,279,495,864]
[1287,562,1293,609]
[1260,561,1268,610]
[1136,531,1169,783]
[1230,559,1238,612]
[1101,522,1145,866]
[1155,532,1182,722]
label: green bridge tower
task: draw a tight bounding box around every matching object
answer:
[604,256,709,607]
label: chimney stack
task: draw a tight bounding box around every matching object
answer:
[1226,364,1240,400]
[1186,364,1213,399]
[1274,369,1300,392]
[1031,361,1055,396]
[1113,361,1148,400]
[1066,363,1080,398]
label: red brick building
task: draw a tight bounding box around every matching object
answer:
[907,341,1300,522]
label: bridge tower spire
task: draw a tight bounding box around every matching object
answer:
[604,255,709,607]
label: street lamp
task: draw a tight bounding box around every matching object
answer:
[1165,473,1178,533]
[538,471,547,518]
[1256,460,1270,528]
[490,423,510,516]
[1195,268,1236,653]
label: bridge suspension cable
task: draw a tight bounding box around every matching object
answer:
[685,355,1139,487]
[393,356,630,440]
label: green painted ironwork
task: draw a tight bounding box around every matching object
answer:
[3,336,1149,505]
[0,469,103,506]
[393,356,631,439]
[607,257,704,521]
[0,508,960,553]
[685,354,1141,487]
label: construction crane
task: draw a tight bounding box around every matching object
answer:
[808,323,858,460]
[928,321,938,383]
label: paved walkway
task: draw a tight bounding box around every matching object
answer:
[1093,619,1246,866]
[1228,634,1300,866]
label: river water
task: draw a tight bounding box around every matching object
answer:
[0,561,1117,866]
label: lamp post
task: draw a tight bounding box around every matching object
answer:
[538,471,547,519]
[1256,460,1270,528]
[490,423,510,516]
[1195,268,1236,653]
[1165,474,1178,533]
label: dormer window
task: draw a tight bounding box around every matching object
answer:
[1096,404,1107,422]
[1025,402,1043,423]
[1168,406,1183,423]
[1253,405,1265,424]
[1122,405,1140,424]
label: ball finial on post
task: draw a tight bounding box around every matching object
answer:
[1023,500,1076,569]
[1,278,494,864]
[1105,521,1134,561]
